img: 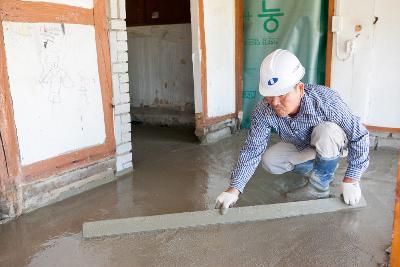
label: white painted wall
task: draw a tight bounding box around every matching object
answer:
[3,22,106,165]
[203,0,236,118]
[128,24,194,111]
[330,0,400,128]
[22,0,93,8]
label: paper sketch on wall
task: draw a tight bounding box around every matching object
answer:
[2,21,106,165]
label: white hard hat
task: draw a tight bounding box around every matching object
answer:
[259,49,305,97]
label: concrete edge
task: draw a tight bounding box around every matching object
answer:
[22,158,116,200]
[23,169,116,214]
[202,127,232,144]
[369,133,400,150]
[196,118,238,144]
[83,196,367,239]
[116,166,133,178]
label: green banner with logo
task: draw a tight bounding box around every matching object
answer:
[241,0,328,128]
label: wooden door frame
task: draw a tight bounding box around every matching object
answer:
[197,0,243,129]
[0,0,115,183]
[325,0,334,87]
[391,153,400,266]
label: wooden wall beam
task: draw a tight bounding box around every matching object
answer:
[22,144,113,182]
[235,0,243,116]
[198,0,208,126]
[94,0,116,155]
[0,20,21,179]
[0,0,94,25]
[325,0,334,87]
[390,153,400,266]
[365,125,400,133]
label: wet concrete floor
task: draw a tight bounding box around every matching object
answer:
[0,125,397,266]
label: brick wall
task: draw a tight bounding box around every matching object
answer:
[108,0,133,173]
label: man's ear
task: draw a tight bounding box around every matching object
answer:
[297,82,305,97]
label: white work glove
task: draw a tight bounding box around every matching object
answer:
[215,192,239,215]
[342,182,362,206]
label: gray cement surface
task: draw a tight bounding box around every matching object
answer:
[0,125,397,266]
[83,197,366,239]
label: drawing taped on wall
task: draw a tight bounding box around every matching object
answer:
[2,21,106,166]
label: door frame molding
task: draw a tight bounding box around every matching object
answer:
[196,0,243,130]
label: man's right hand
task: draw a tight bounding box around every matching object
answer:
[215,188,240,215]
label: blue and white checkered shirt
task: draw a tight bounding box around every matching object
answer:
[230,84,370,193]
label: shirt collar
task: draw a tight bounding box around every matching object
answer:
[299,90,316,115]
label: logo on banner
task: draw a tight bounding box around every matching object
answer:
[258,0,284,33]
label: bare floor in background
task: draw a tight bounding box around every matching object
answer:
[0,125,397,266]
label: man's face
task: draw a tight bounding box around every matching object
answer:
[265,83,304,117]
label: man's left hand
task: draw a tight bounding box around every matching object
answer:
[342,178,361,206]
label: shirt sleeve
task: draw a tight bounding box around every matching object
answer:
[328,94,370,180]
[230,108,271,193]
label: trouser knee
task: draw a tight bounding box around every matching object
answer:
[261,149,291,174]
[311,122,347,159]
[261,142,315,174]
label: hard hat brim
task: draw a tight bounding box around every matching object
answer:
[259,83,295,97]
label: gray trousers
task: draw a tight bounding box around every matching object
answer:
[261,122,348,175]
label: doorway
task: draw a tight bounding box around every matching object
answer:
[126,0,195,129]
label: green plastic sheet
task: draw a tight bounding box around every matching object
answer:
[241,0,328,128]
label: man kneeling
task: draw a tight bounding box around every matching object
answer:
[215,49,369,215]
